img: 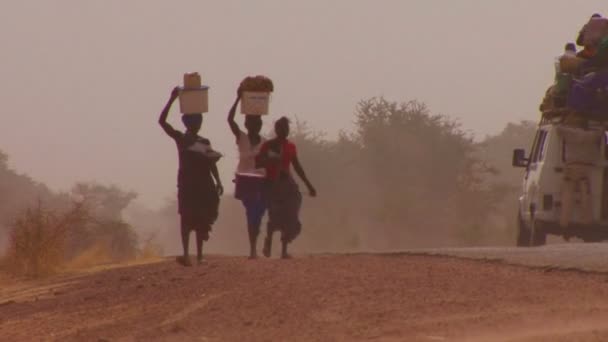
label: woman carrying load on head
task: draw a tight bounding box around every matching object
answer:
[256,117,317,259]
[228,87,267,259]
[159,87,223,266]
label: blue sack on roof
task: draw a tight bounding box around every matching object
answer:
[567,70,608,118]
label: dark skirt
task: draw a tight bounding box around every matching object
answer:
[267,175,302,243]
[178,186,219,231]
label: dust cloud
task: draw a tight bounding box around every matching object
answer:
[124,102,537,256]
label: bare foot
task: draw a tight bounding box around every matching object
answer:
[176,256,192,267]
[281,253,292,260]
[248,251,258,260]
[262,237,272,258]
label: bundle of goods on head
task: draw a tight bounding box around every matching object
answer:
[177,73,274,116]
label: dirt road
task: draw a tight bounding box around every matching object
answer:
[3,253,608,341]
[417,243,608,272]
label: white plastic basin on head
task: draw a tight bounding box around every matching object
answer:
[240,91,271,115]
[179,86,209,114]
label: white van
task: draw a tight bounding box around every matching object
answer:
[512,118,608,246]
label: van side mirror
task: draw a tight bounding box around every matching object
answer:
[512,148,528,168]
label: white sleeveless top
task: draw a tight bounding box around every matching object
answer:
[236,131,266,177]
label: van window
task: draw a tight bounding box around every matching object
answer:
[531,130,548,163]
[538,131,549,161]
[528,130,541,163]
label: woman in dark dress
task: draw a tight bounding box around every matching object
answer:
[256,117,316,259]
[158,87,223,266]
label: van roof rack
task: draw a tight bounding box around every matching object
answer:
[539,110,608,130]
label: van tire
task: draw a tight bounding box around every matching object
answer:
[516,214,531,247]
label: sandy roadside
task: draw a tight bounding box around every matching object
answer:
[2,254,608,342]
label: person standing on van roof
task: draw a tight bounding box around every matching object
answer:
[556,116,603,234]
[576,14,607,59]
[256,117,316,259]
[227,89,267,259]
[564,43,577,55]
[159,87,223,266]
[577,14,602,45]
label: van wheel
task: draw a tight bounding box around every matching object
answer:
[516,215,531,247]
[530,220,547,246]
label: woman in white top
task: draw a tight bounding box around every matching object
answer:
[228,90,267,259]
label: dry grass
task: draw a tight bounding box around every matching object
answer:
[66,235,163,271]
[65,243,113,270]
[138,235,164,261]
[3,203,87,277]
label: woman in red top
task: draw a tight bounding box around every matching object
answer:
[256,117,316,259]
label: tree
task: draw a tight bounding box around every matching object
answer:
[286,98,512,250]
[353,98,512,245]
[71,183,137,222]
[478,121,537,185]
[68,183,138,260]
[6,202,88,277]
[0,150,61,253]
[475,121,537,243]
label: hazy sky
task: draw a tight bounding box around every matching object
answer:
[0,1,605,208]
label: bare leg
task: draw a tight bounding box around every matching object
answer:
[281,240,291,259]
[195,227,206,264]
[244,198,264,259]
[263,232,273,258]
[176,220,192,266]
[248,223,259,259]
